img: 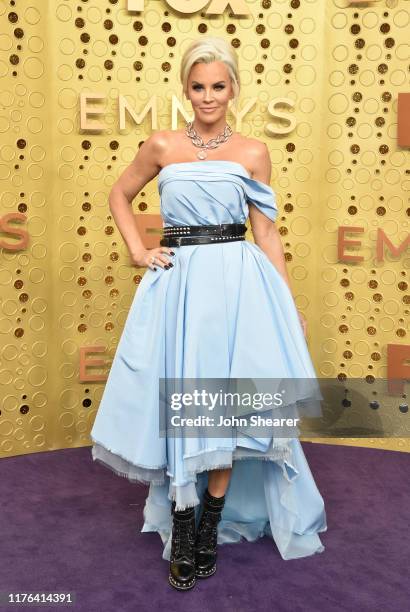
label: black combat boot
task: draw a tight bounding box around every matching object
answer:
[168,500,196,591]
[194,488,226,578]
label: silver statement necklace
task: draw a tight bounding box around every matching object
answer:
[185,120,233,160]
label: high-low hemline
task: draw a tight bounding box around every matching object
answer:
[89,161,327,561]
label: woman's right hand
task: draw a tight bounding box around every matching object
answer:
[130,247,175,271]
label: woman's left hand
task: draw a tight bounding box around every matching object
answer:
[297,310,307,338]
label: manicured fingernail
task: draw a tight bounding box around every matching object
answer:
[164,265,170,269]
[153,267,157,271]
[168,263,173,267]
[170,251,175,255]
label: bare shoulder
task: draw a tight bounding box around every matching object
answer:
[235,135,270,181]
[135,130,182,169]
[111,130,172,199]
[149,129,186,163]
[143,129,170,156]
[240,135,269,162]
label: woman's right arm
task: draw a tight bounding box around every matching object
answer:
[108,132,173,270]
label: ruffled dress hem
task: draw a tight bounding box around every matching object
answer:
[91,437,298,509]
[91,436,327,562]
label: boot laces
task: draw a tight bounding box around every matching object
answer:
[196,509,220,550]
[171,518,195,562]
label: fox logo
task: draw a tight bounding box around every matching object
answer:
[127,1,251,16]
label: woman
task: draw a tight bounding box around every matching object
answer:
[90,36,327,591]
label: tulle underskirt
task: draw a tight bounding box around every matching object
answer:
[91,437,327,561]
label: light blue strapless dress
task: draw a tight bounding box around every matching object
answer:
[90,160,327,561]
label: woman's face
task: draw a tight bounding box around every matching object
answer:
[186,61,234,124]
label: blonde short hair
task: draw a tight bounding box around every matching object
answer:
[180,37,240,111]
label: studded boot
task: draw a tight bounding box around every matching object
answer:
[168,500,196,591]
[194,488,226,578]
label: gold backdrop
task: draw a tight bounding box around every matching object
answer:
[0,0,409,459]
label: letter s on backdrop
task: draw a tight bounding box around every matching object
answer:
[0,213,29,250]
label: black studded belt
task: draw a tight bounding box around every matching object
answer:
[160,223,247,247]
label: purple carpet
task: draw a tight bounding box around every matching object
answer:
[0,442,408,611]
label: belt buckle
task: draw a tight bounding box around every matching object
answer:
[218,223,225,237]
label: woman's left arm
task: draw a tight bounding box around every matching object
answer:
[248,143,307,337]
[250,217,293,293]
